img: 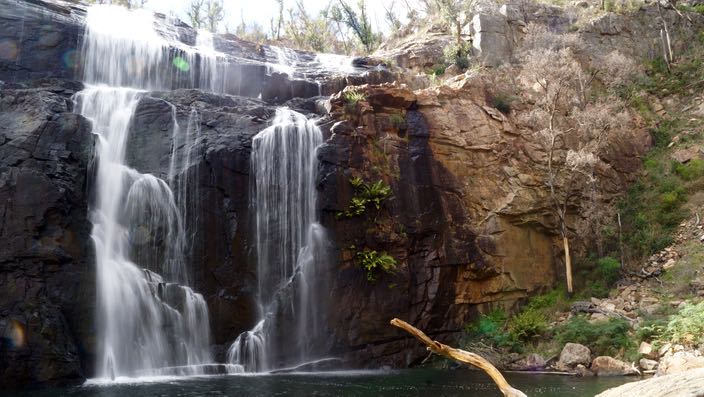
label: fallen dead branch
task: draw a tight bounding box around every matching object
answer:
[390,318,527,397]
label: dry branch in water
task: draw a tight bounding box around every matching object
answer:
[390,318,528,397]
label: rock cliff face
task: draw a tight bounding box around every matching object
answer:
[0,79,94,385]
[317,77,650,366]
[0,0,675,387]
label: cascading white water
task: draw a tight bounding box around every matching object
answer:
[194,30,223,93]
[226,108,327,372]
[77,5,213,379]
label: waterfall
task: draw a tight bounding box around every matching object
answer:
[227,108,328,372]
[77,5,213,379]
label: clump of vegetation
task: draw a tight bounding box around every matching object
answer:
[389,113,406,129]
[337,177,392,218]
[464,309,516,349]
[487,92,515,114]
[443,42,470,69]
[619,149,690,259]
[344,89,366,106]
[677,4,704,15]
[356,248,397,282]
[343,89,367,114]
[555,316,635,357]
[673,159,704,181]
[427,64,447,77]
[507,309,548,342]
[657,301,704,347]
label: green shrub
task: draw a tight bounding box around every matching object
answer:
[555,316,634,357]
[356,249,397,282]
[597,256,621,285]
[649,122,673,149]
[337,177,392,218]
[465,309,515,348]
[443,42,470,69]
[658,301,704,346]
[427,63,447,76]
[508,309,548,341]
[488,92,515,114]
[673,159,704,181]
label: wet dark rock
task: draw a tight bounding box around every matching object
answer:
[0,79,95,387]
[0,0,85,82]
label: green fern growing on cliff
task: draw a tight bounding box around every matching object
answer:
[356,249,397,282]
[344,90,366,105]
[337,177,392,218]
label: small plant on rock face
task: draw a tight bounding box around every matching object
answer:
[337,177,392,218]
[343,89,366,115]
[389,113,406,129]
[356,249,397,282]
[344,89,366,106]
[443,42,470,69]
[488,92,515,114]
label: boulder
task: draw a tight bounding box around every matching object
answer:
[657,351,704,375]
[590,356,639,376]
[511,353,547,370]
[639,358,658,371]
[575,364,594,377]
[557,343,591,369]
[639,341,655,359]
[671,147,699,164]
[596,368,704,397]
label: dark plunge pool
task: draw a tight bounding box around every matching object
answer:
[0,369,638,397]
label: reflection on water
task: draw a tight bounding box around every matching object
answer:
[0,369,636,397]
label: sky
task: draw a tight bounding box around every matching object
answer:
[143,0,416,34]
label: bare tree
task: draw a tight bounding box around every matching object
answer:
[204,0,225,33]
[269,0,284,40]
[186,0,205,29]
[433,0,475,45]
[519,47,628,294]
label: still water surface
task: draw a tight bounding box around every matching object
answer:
[2,369,636,397]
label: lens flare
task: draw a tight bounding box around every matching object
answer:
[4,320,26,349]
[62,49,77,69]
[172,56,190,72]
[0,39,19,61]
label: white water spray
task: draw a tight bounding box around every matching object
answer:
[77,5,213,379]
[227,108,328,372]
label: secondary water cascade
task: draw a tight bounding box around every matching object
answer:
[76,5,216,379]
[226,109,328,372]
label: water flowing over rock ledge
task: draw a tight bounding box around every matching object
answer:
[3,0,704,389]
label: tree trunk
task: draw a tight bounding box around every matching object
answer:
[564,235,573,294]
[390,318,527,397]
